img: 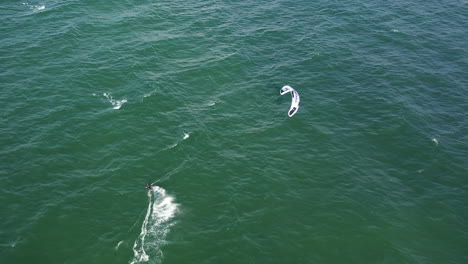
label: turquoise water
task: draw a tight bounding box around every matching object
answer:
[1,0,467,263]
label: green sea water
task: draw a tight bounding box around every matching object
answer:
[1,0,467,263]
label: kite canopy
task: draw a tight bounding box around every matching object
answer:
[280,85,300,117]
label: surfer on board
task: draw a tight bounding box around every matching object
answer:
[145,183,153,191]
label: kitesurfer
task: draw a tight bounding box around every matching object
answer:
[145,183,153,191]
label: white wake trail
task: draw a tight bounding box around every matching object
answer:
[130,186,177,264]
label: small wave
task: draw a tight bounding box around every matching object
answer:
[130,186,177,264]
[432,138,439,146]
[167,143,178,149]
[183,133,190,140]
[103,93,127,110]
[0,237,23,248]
[195,101,216,111]
[143,91,157,98]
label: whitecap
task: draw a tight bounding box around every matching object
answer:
[115,241,124,250]
[164,133,190,150]
[22,2,45,11]
[113,99,127,109]
[432,138,439,145]
[103,93,127,110]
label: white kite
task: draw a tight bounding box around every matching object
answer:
[280,85,300,117]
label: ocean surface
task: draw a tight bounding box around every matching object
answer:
[1,1,467,263]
